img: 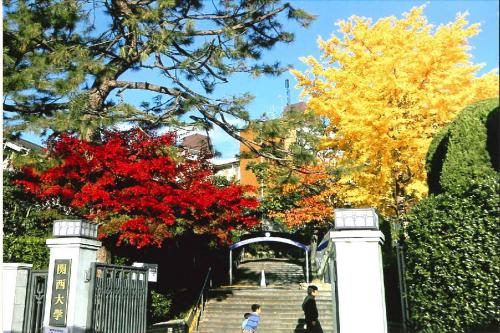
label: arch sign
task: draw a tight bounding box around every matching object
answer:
[228,235,310,285]
[229,236,309,251]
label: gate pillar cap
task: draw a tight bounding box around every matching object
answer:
[334,208,379,230]
[53,219,98,239]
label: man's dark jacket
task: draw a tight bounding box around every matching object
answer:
[302,295,318,322]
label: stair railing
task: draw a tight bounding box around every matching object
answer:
[316,233,335,283]
[186,267,212,332]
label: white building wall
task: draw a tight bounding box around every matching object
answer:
[212,158,240,182]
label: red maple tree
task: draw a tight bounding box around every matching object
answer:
[16,130,259,248]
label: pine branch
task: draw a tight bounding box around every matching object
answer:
[189,5,290,36]
[3,103,68,115]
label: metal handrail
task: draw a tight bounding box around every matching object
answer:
[186,267,212,332]
[316,238,334,282]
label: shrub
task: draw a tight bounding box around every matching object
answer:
[405,99,500,332]
[405,177,499,332]
[426,98,499,194]
[149,290,173,322]
[3,234,50,270]
[2,171,72,270]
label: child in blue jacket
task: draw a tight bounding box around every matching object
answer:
[241,313,251,331]
[242,304,261,333]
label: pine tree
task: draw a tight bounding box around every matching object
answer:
[3,0,314,152]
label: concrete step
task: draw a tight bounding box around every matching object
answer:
[209,288,331,295]
[233,258,306,286]
[203,305,333,312]
[196,326,335,333]
[199,320,335,328]
[198,259,333,333]
[198,328,334,331]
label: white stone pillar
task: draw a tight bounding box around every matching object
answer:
[43,237,101,333]
[2,263,32,333]
[330,230,388,333]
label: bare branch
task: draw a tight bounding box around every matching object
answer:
[112,80,189,98]
[189,5,289,36]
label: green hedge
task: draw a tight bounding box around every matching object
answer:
[405,99,500,332]
[3,234,50,270]
[405,178,499,332]
[426,98,499,194]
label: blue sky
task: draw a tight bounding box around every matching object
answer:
[21,1,499,158]
[209,0,500,158]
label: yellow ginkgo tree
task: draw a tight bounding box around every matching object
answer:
[292,6,499,217]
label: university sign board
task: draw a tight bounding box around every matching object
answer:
[48,259,71,327]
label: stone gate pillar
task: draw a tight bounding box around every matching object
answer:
[43,220,101,333]
[2,263,32,333]
[330,208,387,333]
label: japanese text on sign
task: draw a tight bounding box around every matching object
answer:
[49,259,71,327]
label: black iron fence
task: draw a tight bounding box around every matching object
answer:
[23,270,48,333]
[396,243,410,332]
[89,263,149,333]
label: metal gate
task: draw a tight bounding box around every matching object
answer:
[89,263,148,333]
[23,270,48,333]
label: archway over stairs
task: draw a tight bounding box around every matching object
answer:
[228,233,310,285]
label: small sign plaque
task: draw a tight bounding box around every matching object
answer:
[49,259,71,327]
[132,262,157,282]
[44,327,68,333]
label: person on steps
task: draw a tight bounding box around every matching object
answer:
[242,304,262,333]
[302,285,323,332]
[241,312,251,332]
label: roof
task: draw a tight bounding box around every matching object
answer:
[210,158,239,171]
[180,133,214,155]
[283,102,306,113]
[4,138,44,152]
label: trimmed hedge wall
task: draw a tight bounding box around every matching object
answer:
[406,99,500,332]
[405,178,499,332]
[426,98,499,194]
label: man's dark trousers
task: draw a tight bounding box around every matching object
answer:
[306,319,323,332]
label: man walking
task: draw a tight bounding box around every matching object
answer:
[302,285,323,332]
[243,304,262,333]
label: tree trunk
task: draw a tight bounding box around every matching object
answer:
[96,245,111,263]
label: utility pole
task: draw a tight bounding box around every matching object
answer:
[285,79,291,106]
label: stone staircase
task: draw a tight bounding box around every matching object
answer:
[234,258,306,287]
[196,259,335,333]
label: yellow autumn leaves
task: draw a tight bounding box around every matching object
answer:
[291,6,499,216]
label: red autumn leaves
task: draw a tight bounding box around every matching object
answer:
[16,130,259,248]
